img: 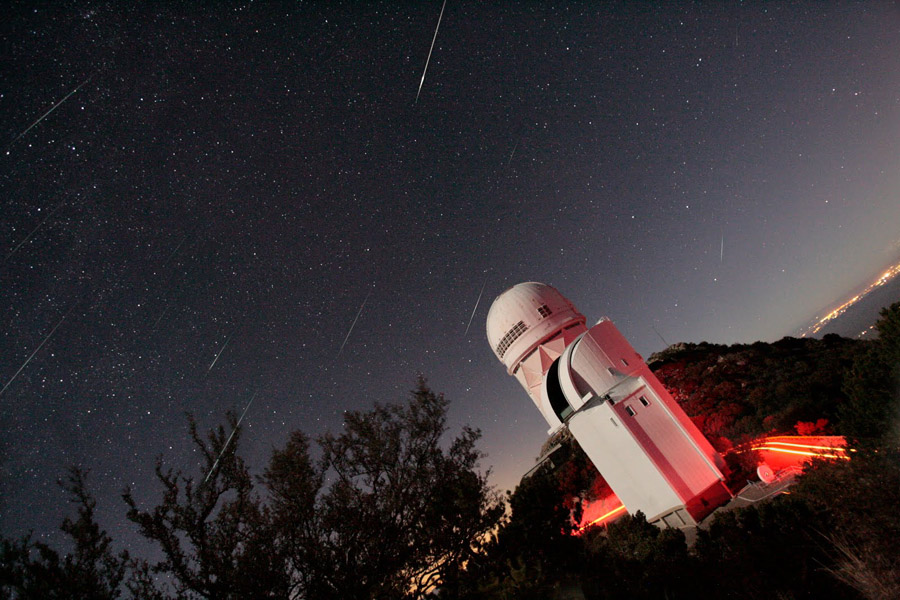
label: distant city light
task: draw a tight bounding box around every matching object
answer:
[801,261,900,337]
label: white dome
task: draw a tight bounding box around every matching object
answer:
[486,282,586,373]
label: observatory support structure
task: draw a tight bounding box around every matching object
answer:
[487,283,731,527]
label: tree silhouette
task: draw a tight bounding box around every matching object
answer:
[1,468,128,600]
[123,378,502,599]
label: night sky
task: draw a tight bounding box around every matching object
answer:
[2,2,899,553]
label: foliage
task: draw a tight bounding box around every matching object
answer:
[123,411,286,599]
[122,378,502,600]
[0,468,129,600]
[692,497,857,599]
[264,380,503,599]
[791,449,900,599]
[575,512,693,599]
[839,301,900,445]
[650,334,865,446]
[467,464,581,599]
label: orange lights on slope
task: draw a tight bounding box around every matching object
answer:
[750,445,849,461]
[742,435,851,463]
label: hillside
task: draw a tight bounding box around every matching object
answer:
[648,334,865,450]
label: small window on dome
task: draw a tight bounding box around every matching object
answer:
[625,406,636,417]
[537,304,552,318]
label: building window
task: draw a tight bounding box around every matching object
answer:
[537,304,552,317]
[607,367,616,376]
[639,396,650,407]
[625,406,636,417]
[610,418,618,427]
[621,358,629,366]
[496,320,528,358]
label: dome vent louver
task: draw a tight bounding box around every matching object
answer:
[496,320,528,359]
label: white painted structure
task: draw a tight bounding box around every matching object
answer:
[487,282,731,527]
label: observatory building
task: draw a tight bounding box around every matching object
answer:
[487,282,732,528]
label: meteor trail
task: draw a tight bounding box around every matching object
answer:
[165,235,189,264]
[208,332,233,372]
[651,325,669,347]
[415,0,447,104]
[464,280,487,336]
[203,391,257,484]
[8,73,95,148]
[507,141,518,166]
[152,302,170,329]
[1,304,75,397]
[3,201,64,263]
[720,233,724,263]
[338,288,372,358]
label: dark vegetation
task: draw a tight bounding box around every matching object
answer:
[650,332,863,448]
[3,302,900,599]
[2,381,502,600]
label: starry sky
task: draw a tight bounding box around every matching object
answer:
[2,2,899,552]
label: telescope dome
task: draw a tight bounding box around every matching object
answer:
[486,282,586,374]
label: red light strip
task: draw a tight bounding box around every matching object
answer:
[576,504,627,532]
[759,441,847,451]
[750,446,849,460]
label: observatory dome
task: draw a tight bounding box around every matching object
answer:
[486,282,586,374]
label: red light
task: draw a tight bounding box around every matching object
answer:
[736,435,852,471]
[755,440,846,452]
[750,445,850,460]
[575,504,626,533]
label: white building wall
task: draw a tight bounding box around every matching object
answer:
[582,321,727,472]
[568,397,685,521]
[552,321,727,517]
[617,384,721,496]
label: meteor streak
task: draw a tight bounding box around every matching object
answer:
[208,332,233,372]
[464,280,487,336]
[507,141,518,166]
[8,73,95,148]
[3,201,65,263]
[203,391,257,484]
[651,325,668,347]
[338,288,372,358]
[165,235,189,264]
[152,303,170,329]
[415,0,447,104]
[1,304,75,396]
